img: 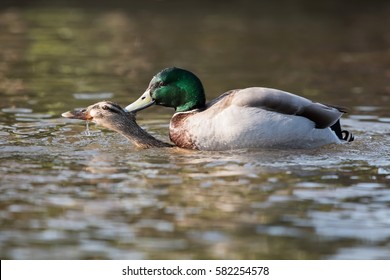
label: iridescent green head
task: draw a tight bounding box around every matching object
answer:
[125,67,206,112]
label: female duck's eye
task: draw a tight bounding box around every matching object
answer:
[101,104,121,114]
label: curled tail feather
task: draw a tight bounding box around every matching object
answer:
[341,130,354,142]
[330,120,354,142]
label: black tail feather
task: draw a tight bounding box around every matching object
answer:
[330,120,343,139]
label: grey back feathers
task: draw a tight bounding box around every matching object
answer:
[227,88,344,129]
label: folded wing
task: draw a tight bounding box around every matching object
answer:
[232,87,345,129]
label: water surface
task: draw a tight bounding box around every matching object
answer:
[0,0,389,259]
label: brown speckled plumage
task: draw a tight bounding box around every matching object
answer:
[169,111,198,149]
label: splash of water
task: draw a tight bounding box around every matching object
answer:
[84,121,91,136]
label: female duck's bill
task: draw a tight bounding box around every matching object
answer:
[62,109,91,120]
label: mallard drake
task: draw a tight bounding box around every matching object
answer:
[62,101,172,149]
[125,67,354,150]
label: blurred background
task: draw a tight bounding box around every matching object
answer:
[0,0,389,260]
[1,0,389,111]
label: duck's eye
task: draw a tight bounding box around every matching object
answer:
[158,81,166,87]
[101,104,122,114]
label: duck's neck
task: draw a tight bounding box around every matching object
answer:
[111,117,172,149]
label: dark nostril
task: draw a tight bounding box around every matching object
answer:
[141,96,146,100]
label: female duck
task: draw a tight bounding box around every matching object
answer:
[62,101,172,149]
[125,67,354,150]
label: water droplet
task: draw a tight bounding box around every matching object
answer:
[84,121,91,136]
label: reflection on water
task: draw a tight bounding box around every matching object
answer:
[0,1,390,259]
